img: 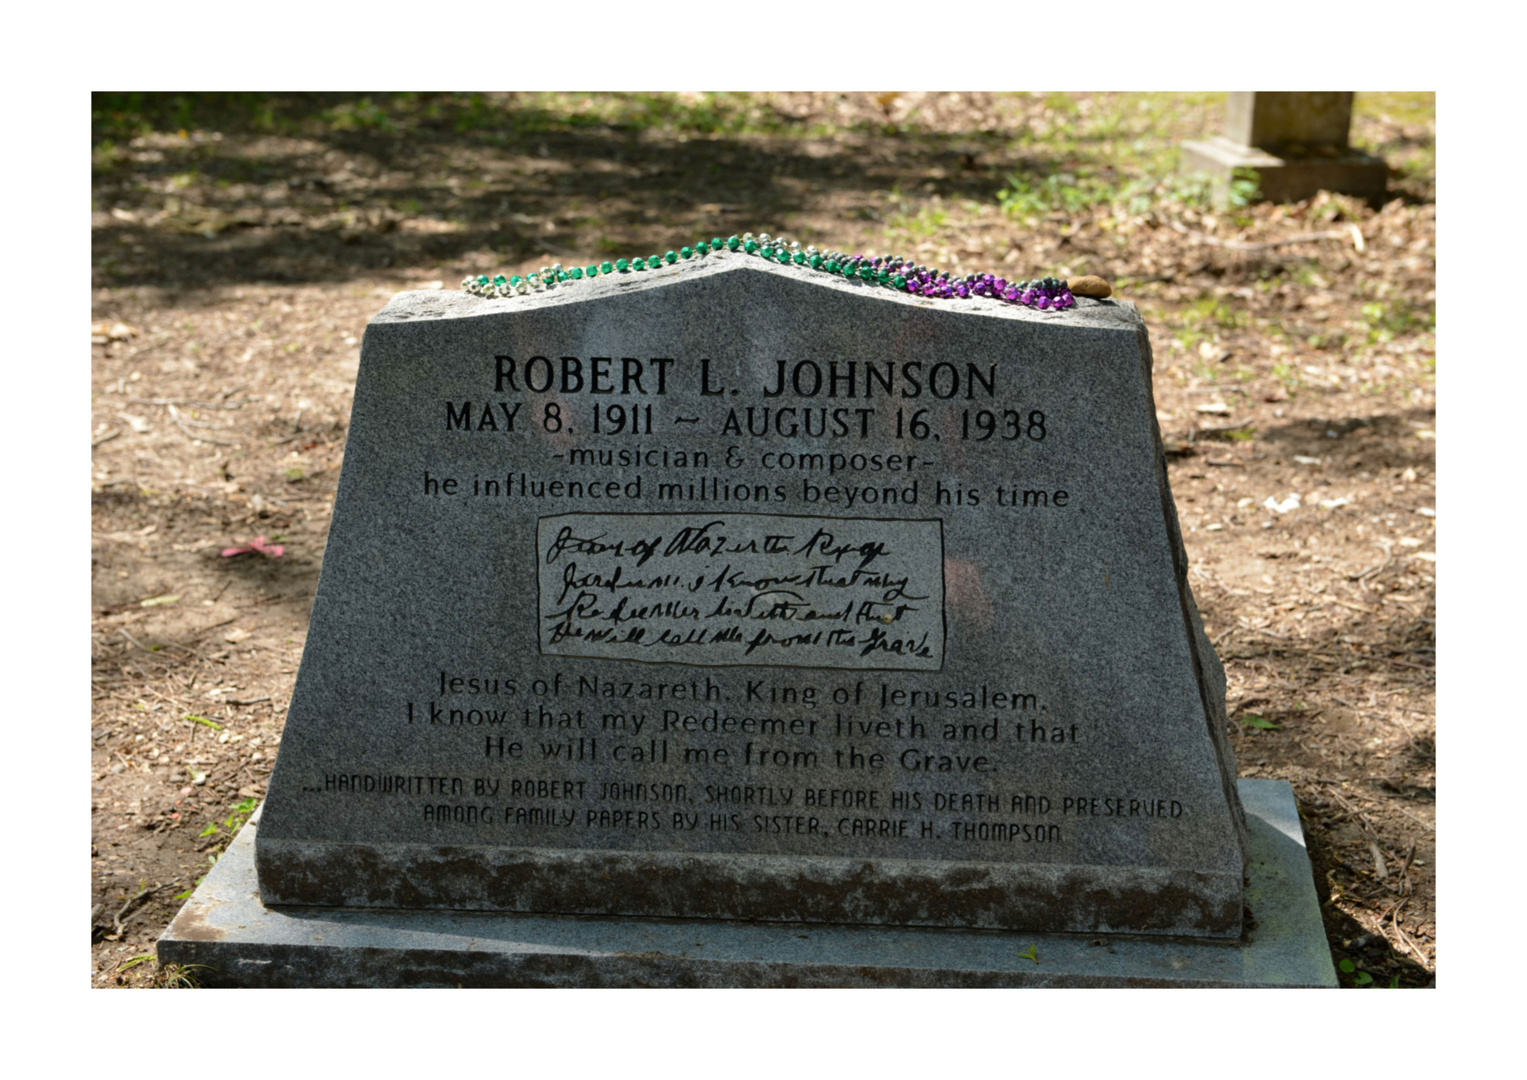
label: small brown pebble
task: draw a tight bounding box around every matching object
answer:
[1070,275,1112,299]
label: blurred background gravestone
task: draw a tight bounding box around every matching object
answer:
[1180,92,1388,207]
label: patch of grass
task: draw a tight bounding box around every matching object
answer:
[1182,295,1251,333]
[1271,361,1303,393]
[611,92,792,136]
[320,97,395,133]
[990,92,1235,222]
[149,962,207,989]
[1352,92,1435,128]
[1357,299,1434,345]
[998,170,1115,220]
[92,92,280,144]
[885,201,949,239]
[1305,331,1348,352]
[92,141,128,174]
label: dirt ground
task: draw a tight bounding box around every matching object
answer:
[90,92,1435,987]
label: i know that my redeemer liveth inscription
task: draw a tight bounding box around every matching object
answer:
[250,247,1250,941]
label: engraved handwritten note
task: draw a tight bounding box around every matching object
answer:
[536,513,945,670]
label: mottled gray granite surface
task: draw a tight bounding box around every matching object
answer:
[163,781,1331,987]
[254,253,1246,936]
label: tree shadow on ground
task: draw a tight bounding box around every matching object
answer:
[93,92,1054,292]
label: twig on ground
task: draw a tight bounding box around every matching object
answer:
[1378,897,1429,967]
[1350,543,1394,583]
[118,628,173,665]
[1187,420,1255,443]
[1168,223,1353,251]
[1391,803,1435,832]
[112,883,173,936]
[1316,780,1378,832]
[1329,597,1375,613]
[167,404,239,446]
[128,397,244,410]
[187,616,242,641]
[1224,230,1354,252]
[93,428,123,447]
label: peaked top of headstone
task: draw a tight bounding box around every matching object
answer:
[376,251,1140,332]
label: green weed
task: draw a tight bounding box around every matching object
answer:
[1271,362,1302,392]
[118,953,156,973]
[1338,957,1400,988]
[194,797,260,854]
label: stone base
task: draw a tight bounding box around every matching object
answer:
[157,779,1334,987]
[1180,135,1388,207]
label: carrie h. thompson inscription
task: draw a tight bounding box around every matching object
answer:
[535,512,945,671]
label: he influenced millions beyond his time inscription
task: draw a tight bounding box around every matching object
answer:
[255,252,1247,937]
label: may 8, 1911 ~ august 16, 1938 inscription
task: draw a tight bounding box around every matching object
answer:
[254,252,1249,938]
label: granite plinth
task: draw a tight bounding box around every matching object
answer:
[255,251,1247,936]
[160,779,1335,987]
[1180,135,1388,207]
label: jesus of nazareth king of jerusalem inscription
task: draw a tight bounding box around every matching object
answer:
[254,252,1248,938]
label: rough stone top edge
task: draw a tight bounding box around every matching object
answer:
[256,836,1241,878]
[371,254,1142,333]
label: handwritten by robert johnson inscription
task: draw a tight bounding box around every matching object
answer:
[536,512,945,670]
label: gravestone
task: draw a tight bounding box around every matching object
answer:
[1181,91,1388,207]
[161,245,1335,985]
[250,248,1248,938]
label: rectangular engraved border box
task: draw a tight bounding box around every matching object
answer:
[255,253,1248,938]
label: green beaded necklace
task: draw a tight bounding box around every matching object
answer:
[461,231,1078,311]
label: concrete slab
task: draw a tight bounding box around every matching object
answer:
[1180,135,1388,207]
[158,779,1334,987]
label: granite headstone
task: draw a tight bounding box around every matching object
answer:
[1180,91,1388,207]
[255,251,1248,938]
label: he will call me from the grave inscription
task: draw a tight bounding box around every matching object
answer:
[256,255,1247,937]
